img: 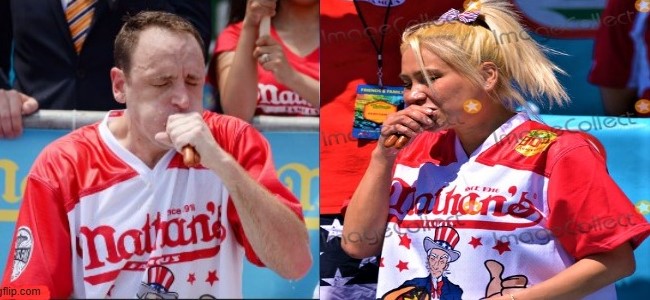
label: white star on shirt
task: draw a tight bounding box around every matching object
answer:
[321,268,353,287]
[321,219,343,242]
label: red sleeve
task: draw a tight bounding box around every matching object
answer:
[547,142,650,260]
[214,22,243,55]
[1,174,72,298]
[224,124,304,266]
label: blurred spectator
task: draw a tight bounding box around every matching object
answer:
[588,0,650,116]
[0,0,212,138]
[214,0,319,122]
[320,1,463,299]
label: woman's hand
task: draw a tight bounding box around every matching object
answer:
[379,105,437,153]
[253,35,295,84]
[242,0,276,29]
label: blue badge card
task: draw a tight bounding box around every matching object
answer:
[353,84,404,139]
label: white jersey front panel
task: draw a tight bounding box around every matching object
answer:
[377,113,620,300]
[68,114,242,299]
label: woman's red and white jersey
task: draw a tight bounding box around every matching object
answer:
[2,110,304,299]
[377,113,650,300]
[215,22,320,117]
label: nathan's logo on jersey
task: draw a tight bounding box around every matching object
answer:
[515,130,557,157]
[389,182,543,230]
[78,201,226,271]
[257,83,319,115]
[10,226,33,281]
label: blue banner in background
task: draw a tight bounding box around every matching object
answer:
[0,129,319,299]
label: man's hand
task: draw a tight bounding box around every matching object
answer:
[154,112,221,165]
[0,89,38,138]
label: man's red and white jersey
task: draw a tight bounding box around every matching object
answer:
[377,113,650,300]
[2,110,304,299]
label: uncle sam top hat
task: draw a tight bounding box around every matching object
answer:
[424,226,461,262]
[146,265,175,292]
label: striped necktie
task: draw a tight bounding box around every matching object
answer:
[65,0,97,54]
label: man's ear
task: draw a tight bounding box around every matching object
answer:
[110,67,126,104]
[480,62,498,92]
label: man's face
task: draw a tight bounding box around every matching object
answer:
[112,27,205,149]
[427,248,449,278]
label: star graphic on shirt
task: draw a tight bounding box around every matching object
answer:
[468,236,483,248]
[493,240,511,255]
[398,233,412,249]
[635,200,650,215]
[359,256,377,268]
[320,219,343,242]
[380,257,385,268]
[206,270,219,286]
[463,99,482,114]
[396,260,409,272]
[635,99,650,114]
[636,0,650,13]
[187,273,196,285]
[321,268,353,287]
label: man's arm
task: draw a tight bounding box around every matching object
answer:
[156,113,312,279]
[0,2,38,138]
[207,149,312,279]
[204,126,312,279]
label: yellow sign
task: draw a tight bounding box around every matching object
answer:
[276,163,319,230]
[363,101,397,124]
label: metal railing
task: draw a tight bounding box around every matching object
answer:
[23,110,319,132]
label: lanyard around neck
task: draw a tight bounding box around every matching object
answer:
[353,0,393,87]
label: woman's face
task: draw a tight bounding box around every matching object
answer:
[399,47,488,131]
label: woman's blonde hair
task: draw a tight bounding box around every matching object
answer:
[401,0,569,111]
